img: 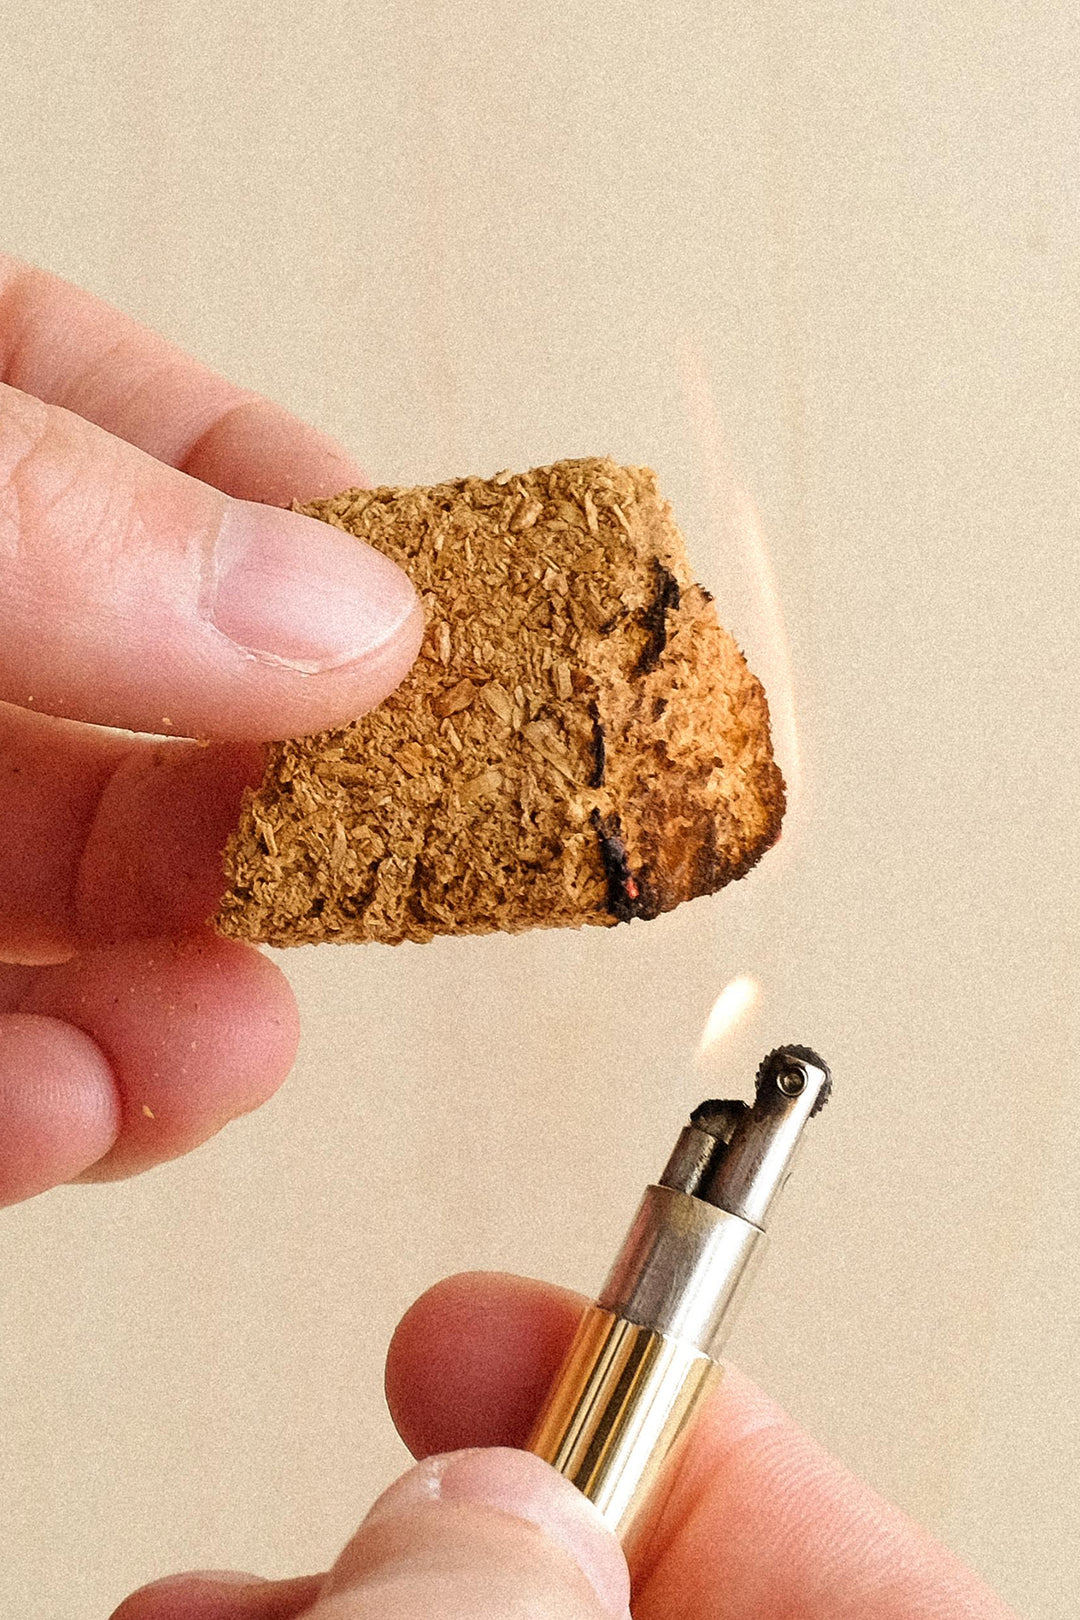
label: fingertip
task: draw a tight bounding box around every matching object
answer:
[258,587,425,743]
[386,1272,586,1459]
[334,1447,630,1618]
[19,934,300,1182]
[180,396,368,508]
[198,501,425,742]
[0,382,420,740]
[0,1012,120,1205]
[76,740,267,943]
[110,1572,321,1620]
[211,501,420,675]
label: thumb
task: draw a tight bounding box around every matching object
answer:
[313,1449,630,1620]
[0,381,421,741]
[107,1450,630,1620]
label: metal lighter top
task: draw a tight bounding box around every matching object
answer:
[527,1045,831,1566]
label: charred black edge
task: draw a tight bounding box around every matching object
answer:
[632,560,681,677]
[588,701,607,787]
[756,1045,832,1116]
[591,809,658,922]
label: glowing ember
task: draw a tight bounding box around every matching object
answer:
[697,974,760,1058]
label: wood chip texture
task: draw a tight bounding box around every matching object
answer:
[215,458,785,946]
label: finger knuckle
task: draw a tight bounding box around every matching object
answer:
[0,385,121,572]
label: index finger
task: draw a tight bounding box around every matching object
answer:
[0,254,364,505]
[386,1274,1018,1620]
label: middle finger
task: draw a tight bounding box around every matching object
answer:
[0,700,262,962]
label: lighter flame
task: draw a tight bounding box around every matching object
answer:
[696,974,760,1059]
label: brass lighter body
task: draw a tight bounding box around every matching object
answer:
[527,1309,720,1548]
[528,1186,762,1554]
[527,1046,831,1561]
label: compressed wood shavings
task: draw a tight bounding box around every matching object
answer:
[215,457,785,946]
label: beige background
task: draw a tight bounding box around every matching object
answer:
[1,3,1078,1616]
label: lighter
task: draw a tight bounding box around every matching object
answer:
[527,1044,831,1563]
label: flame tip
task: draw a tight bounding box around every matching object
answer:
[696,973,761,1060]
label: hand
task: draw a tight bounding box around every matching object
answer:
[0,255,422,1205]
[113,1274,1018,1620]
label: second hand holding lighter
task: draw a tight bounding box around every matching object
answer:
[527,1045,831,1563]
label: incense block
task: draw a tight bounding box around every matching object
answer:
[215,457,784,946]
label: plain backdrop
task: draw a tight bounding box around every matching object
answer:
[1,4,1077,1617]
